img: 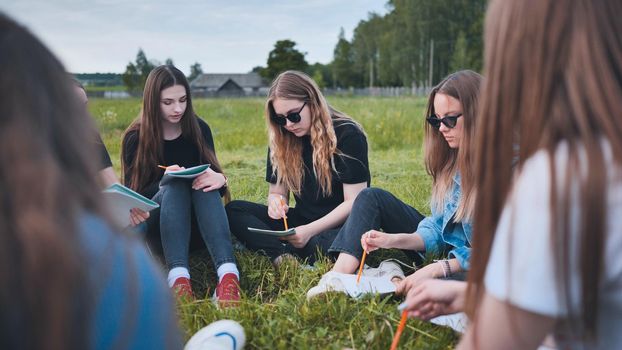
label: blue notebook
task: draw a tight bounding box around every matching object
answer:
[103,183,159,227]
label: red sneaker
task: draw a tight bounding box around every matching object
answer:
[214,273,240,307]
[172,277,194,300]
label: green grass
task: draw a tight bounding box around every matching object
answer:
[90,97,457,349]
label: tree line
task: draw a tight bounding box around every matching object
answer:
[121,0,486,91]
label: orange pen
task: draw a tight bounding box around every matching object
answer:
[389,310,408,350]
[356,249,367,284]
[157,165,168,170]
[280,198,289,230]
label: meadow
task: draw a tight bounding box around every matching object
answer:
[90,97,458,349]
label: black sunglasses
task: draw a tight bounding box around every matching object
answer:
[270,102,306,126]
[426,113,462,129]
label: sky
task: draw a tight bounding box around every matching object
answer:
[2,0,389,74]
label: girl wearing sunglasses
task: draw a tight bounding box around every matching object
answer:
[226,70,370,265]
[308,70,482,298]
[121,65,240,304]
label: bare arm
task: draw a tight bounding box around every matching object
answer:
[361,231,425,252]
[281,182,367,248]
[457,293,555,350]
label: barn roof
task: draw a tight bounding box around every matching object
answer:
[190,73,266,89]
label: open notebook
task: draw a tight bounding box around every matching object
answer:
[247,227,296,237]
[166,164,210,178]
[313,271,397,298]
[102,183,159,227]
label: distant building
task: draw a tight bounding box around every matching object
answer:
[190,73,268,97]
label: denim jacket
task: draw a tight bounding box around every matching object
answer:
[417,173,473,270]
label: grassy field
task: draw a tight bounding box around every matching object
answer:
[90,97,458,349]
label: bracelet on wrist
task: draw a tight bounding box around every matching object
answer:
[434,259,452,278]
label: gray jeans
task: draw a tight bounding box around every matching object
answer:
[148,178,236,270]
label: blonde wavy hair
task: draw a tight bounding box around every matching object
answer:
[266,70,362,196]
[424,70,482,222]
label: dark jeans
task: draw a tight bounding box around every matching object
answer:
[225,200,340,264]
[329,187,425,262]
[146,178,236,270]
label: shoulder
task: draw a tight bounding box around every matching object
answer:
[332,119,367,152]
[333,119,365,140]
[122,128,140,148]
[196,116,211,132]
[79,214,181,347]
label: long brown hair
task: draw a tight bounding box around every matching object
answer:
[121,65,230,201]
[424,70,482,221]
[0,14,103,349]
[266,70,363,196]
[467,0,622,340]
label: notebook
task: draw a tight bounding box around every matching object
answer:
[103,183,159,227]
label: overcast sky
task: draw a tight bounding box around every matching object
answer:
[2,0,388,74]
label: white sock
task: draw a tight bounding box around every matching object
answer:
[216,263,239,282]
[167,267,190,287]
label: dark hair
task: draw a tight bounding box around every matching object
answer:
[122,65,230,201]
[467,0,622,342]
[0,13,103,349]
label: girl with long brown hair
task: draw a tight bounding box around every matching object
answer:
[458,0,622,348]
[226,70,370,265]
[308,70,482,298]
[121,65,240,304]
[0,13,181,349]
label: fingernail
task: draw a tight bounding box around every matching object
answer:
[397,302,407,311]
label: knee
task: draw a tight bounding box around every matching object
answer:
[354,187,386,206]
[162,178,189,193]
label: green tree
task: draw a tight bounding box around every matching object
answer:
[261,39,308,81]
[123,49,156,92]
[449,31,468,72]
[188,62,203,82]
[165,58,174,66]
[332,28,358,88]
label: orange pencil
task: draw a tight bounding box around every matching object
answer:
[280,198,289,230]
[389,310,408,350]
[157,165,168,170]
[356,249,367,284]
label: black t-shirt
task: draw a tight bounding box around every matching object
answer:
[122,118,216,199]
[95,132,113,171]
[266,119,370,222]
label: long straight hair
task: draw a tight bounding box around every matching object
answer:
[424,70,482,221]
[266,70,363,196]
[0,14,103,349]
[122,65,230,201]
[467,0,622,340]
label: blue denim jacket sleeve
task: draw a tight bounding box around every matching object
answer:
[416,207,447,255]
[449,246,471,270]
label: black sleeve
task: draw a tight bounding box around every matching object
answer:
[334,126,370,184]
[95,132,113,170]
[121,130,139,187]
[265,148,277,184]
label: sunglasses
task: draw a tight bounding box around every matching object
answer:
[270,102,306,126]
[426,113,462,129]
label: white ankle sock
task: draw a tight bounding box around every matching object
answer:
[167,267,190,287]
[216,263,239,282]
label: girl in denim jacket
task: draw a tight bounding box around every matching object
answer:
[309,70,482,298]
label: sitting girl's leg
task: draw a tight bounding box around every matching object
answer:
[192,190,237,272]
[193,190,240,305]
[329,187,425,273]
[225,200,290,261]
[160,179,193,270]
